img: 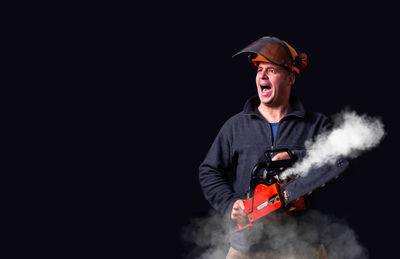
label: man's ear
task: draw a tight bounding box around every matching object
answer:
[289,72,296,86]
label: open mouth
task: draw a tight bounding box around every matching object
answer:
[260,83,272,94]
[261,85,271,90]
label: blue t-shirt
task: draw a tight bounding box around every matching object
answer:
[270,122,279,143]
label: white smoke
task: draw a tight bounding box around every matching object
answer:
[185,110,384,258]
[181,210,230,259]
[281,109,385,180]
[182,209,369,259]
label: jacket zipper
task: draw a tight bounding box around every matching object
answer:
[274,122,281,147]
[269,123,274,150]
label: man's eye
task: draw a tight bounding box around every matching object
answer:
[268,68,276,73]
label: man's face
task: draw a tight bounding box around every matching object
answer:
[256,62,294,107]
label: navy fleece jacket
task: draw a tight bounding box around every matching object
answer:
[199,94,331,219]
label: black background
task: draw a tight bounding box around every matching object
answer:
[12,3,400,259]
[115,4,400,259]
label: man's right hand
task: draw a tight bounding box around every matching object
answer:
[231,199,247,223]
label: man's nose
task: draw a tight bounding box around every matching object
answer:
[260,71,269,79]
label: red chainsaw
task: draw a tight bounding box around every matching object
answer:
[236,148,306,232]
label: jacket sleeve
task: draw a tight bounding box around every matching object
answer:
[281,114,350,205]
[198,121,241,216]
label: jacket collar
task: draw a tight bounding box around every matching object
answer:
[243,94,306,120]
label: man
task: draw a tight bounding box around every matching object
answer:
[199,36,342,258]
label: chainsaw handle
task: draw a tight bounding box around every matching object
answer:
[268,158,294,169]
[251,148,296,180]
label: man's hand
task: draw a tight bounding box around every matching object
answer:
[272,151,293,170]
[271,151,291,161]
[231,199,247,224]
